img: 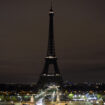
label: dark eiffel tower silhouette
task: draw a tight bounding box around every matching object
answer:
[37,0,63,87]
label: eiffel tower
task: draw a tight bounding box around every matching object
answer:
[37,0,63,87]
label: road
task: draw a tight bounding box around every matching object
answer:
[0,101,101,105]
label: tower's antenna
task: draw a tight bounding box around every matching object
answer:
[50,0,53,11]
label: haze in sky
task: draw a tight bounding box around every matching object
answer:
[0,0,105,83]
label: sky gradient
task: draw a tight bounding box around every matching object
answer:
[0,0,105,83]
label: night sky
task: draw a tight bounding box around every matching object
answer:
[0,0,105,83]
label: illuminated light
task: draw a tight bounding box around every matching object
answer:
[79,95,81,97]
[49,11,54,14]
[43,74,46,76]
[96,101,99,104]
[45,56,56,59]
[73,95,77,97]
[35,98,44,105]
[90,100,93,103]
[68,93,74,99]
[81,95,85,98]
[56,74,60,76]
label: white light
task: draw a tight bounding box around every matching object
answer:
[49,11,54,14]
[35,98,44,105]
[96,101,99,104]
[46,56,56,59]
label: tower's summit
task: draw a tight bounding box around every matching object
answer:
[50,0,53,11]
[37,0,63,87]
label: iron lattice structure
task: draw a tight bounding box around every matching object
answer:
[37,1,63,87]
